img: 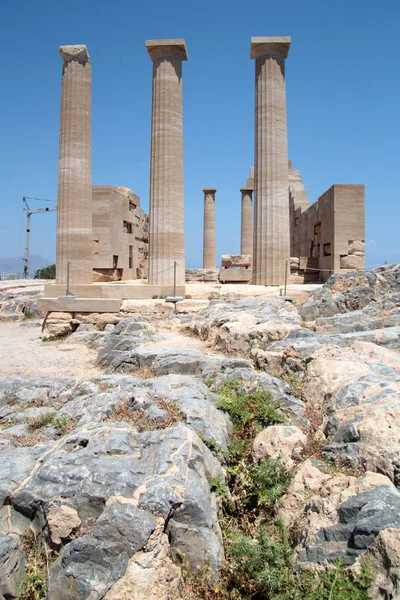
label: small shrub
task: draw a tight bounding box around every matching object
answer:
[216,381,284,432]
[18,531,48,600]
[197,433,222,453]
[22,307,35,320]
[27,412,54,432]
[210,474,229,499]
[95,322,107,331]
[52,414,75,434]
[41,331,71,342]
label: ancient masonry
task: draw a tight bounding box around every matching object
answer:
[147,39,188,287]
[251,37,291,286]
[202,188,217,269]
[40,37,366,314]
[240,188,253,258]
[56,45,92,285]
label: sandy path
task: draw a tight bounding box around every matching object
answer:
[0,321,101,379]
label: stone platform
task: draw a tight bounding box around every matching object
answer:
[40,282,186,313]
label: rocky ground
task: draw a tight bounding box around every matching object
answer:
[0,264,399,599]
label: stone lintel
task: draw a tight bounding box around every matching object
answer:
[146,39,188,61]
[250,36,291,59]
[59,45,90,63]
[202,188,216,194]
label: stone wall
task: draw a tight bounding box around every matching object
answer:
[289,165,365,282]
[92,186,149,281]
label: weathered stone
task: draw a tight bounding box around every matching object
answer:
[221,255,251,268]
[47,503,81,546]
[356,528,400,600]
[252,425,307,467]
[0,535,26,598]
[340,255,364,270]
[203,189,216,269]
[147,39,187,286]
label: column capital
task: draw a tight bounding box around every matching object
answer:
[59,45,90,63]
[240,188,253,194]
[146,39,188,61]
[203,188,216,194]
[250,37,291,60]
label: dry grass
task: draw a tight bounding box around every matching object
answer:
[2,430,47,447]
[109,398,185,432]
[124,364,157,379]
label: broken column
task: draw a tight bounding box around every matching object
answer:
[240,188,253,258]
[56,45,92,285]
[251,37,291,285]
[203,188,216,269]
[146,39,188,287]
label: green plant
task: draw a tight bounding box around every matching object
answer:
[52,414,75,434]
[95,322,107,331]
[34,264,55,279]
[18,531,48,600]
[41,331,71,342]
[294,559,372,600]
[228,522,294,598]
[210,474,229,499]
[216,381,285,432]
[22,307,35,320]
[198,433,222,453]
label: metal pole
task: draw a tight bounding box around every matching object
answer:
[66,260,71,296]
[284,258,288,296]
[24,212,31,278]
[173,261,177,298]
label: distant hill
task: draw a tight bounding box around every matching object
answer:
[0,255,52,277]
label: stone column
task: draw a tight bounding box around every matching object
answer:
[240,188,253,258]
[202,188,216,269]
[56,45,92,285]
[146,39,188,287]
[251,37,291,285]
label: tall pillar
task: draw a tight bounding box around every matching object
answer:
[202,188,216,269]
[146,39,188,286]
[240,188,253,257]
[251,37,291,285]
[56,45,92,285]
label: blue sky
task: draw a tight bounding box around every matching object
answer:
[1,0,399,270]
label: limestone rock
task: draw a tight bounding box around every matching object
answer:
[59,45,90,63]
[47,503,81,546]
[340,254,364,269]
[348,240,365,255]
[104,521,182,599]
[221,254,251,268]
[252,425,307,467]
[357,528,400,599]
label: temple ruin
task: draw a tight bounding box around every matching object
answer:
[40,36,365,314]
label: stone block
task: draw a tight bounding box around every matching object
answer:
[219,269,252,283]
[39,298,122,313]
[340,255,364,270]
[221,255,251,268]
[348,240,365,255]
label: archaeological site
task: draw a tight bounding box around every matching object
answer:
[0,34,399,600]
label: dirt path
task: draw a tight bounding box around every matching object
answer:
[0,321,101,379]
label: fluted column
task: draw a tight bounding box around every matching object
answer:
[202,188,216,269]
[146,39,188,286]
[240,188,253,258]
[251,37,291,285]
[56,45,92,285]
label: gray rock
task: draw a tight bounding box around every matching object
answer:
[0,535,26,598]
[49,503,157,600]
[300,485,400,566]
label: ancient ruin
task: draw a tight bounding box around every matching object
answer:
[56,45,92,286]
[251,37,291,286]
[41,36,366,315]
[202,188,217,269]
[147,39,187,287]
